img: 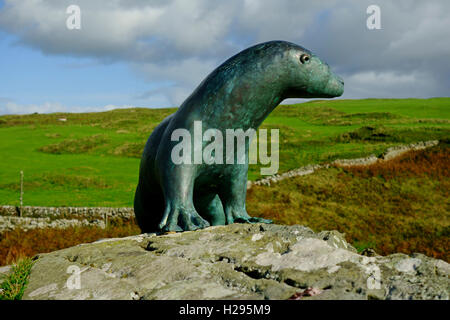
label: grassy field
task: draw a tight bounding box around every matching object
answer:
[247,143,449,261]
[0,98,449,207]
[1,144,447,266]
[0,97,449,265]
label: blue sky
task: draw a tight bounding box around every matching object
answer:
[0,31,169,111]
[0,0,449,115]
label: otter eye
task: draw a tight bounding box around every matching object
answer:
[300,54,310,64]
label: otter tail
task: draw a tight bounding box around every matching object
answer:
[134,182,165,233]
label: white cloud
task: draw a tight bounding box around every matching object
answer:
[0,101,138,115]
[0,0,449,110]
[387,12,450,59]
[0,0,238,61]
[132,57,218,105]
[343,71,436,98]
[2,102,66,115]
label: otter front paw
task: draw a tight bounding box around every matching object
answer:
[159,204,210,232]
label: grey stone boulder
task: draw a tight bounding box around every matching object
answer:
[0,265,11,282]
[23,224,449,300]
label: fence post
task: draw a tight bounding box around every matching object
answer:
[19,170,24,217]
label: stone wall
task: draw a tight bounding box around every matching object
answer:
[0,206,134,232]
[0,216,106,232]
[248,140,439,188]
[0,205,134,218]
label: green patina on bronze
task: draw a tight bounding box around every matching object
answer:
[134,41,344,232]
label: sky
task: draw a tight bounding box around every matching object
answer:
[0,0,449,115]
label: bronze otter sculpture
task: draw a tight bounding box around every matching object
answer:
[134,41,344,232]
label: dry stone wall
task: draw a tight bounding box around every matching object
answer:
[0,206,134,218]
[0,206,134,232]
[248,140,439,188]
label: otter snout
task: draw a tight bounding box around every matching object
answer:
[287,54,344,99]
[324,73,344,98]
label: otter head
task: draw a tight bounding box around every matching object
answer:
[283,45,344,99]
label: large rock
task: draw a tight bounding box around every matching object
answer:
[23,224,449,300]
[0,265,11,283]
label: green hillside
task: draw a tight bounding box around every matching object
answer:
[0,98,449,207]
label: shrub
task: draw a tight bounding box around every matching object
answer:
[0,258,34,300]
[38,134,109,154]
[0,218,141,266]
[247,145,450,261]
